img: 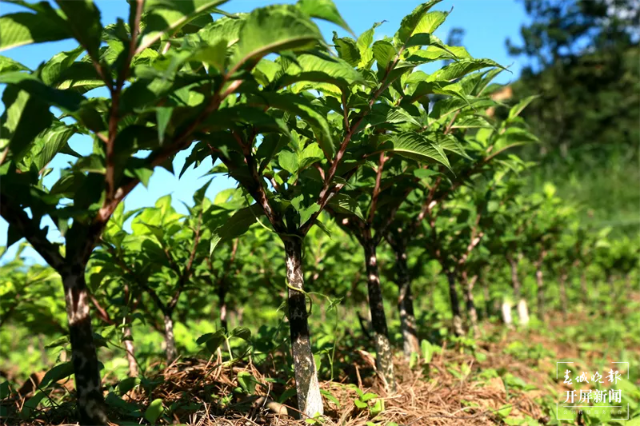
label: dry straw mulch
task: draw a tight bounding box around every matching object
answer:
[4,333,556,426]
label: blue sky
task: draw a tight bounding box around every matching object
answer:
[0,0,529,263]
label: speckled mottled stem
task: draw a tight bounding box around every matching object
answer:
[283,238,323,418]
[363,242,397,392]
[482,276,491,319]
[61,266,108,426]
[392,242,419,359]
[163,312,177,362]
[508,256,521,300]
[501,300,513,327]
[536,266,545,319]
[462,272,480,338]
[517,299,530,326]
[580,271,588,306]
[559,272,568,321]
[123,326,138,377]
[219,286,228,332]
[446,273,465,337]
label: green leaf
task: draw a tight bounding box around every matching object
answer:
[361,392,378,402]
[191,39,228,70]
[0,72,85,112]
[277,387,297,403]
[405,33,437,48]
[366,103,421,128]
[297,0,353,35]
[0,86,53,160]
[183,15,244,48]
[299,203,320,226]
[231,5,323,70]
[413,168,440,179]
[277,53,365,89]
[300,143,324,170]
[0,11,70,52]
[406,80,468,103]
[428,59,506,83]
[495,404,512,418]
[105,392,141,415]
[0,381,11,399]
[369,398,384,416]
[237,371,258,394]
[434,134,470,159]
[430,97,496,121]
[508,95,538,119]
[54,0,103,60]
[54,62,104,93]
[132,166,154,188]
[204,105,288,135]
[406,45,471,64]
[196,330,226,353]
[249,92,334,157]
[394,0,443,44]
[44,335,69,349]
[40,362,74,388]
[356,21,382,64]
[328,193,364,220]
[156,107,173,145]
[354,399,368,409]
[452,116,492,129]
[20,391,46,419]
[40,45,84,86]
[413,11,447,35]
[144,399,164,425]
[279,150,298,174]
[231,326,251,341]
[117,377,140,396]
[332,33,360,67]
[421,340,434,363]
[31,122,76,170]
[0,56,29,74]
[140,0,229,52]
[382,132,450,169]
[372,40,397,69]
[320,389,340,407]
[209,204,265,253]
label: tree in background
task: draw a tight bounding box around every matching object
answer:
[506,0,640,231]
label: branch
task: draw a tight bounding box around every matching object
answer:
[375,184,415,247]
[102,241,168,314]
[120,0,144,95]
[0,193,65,271]
[104,0,145,205]
[410,175,443,233]
[94,79,244,229]
[223,131,284,232]
[138,280,167,314]
[0,148,8,167]
[300,48,407,235]
[167,209,203,311]
[458,231,485,267]
[367,152,386,225]
[89,294,114,325]
[444,110,461,135]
